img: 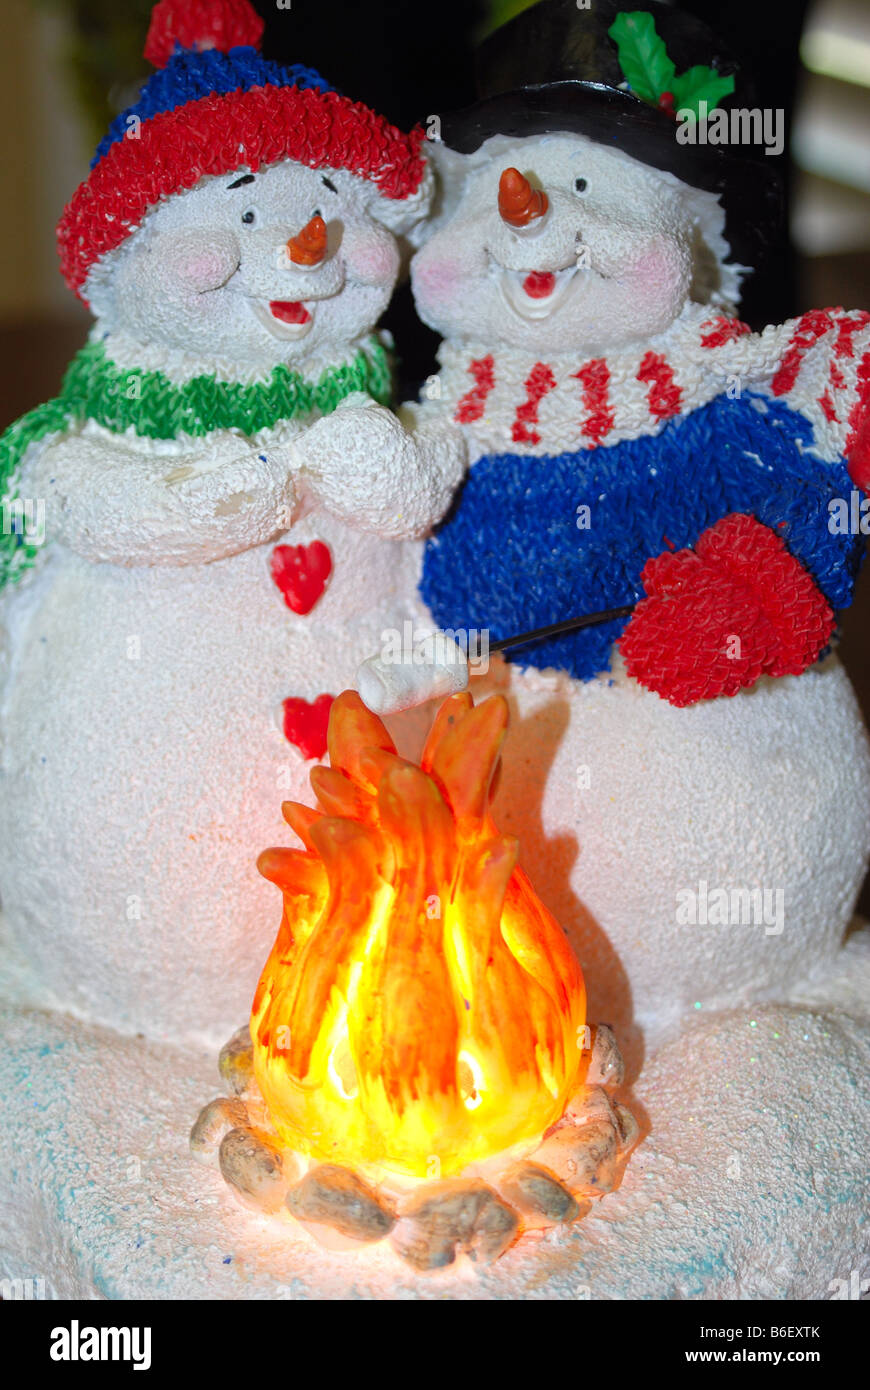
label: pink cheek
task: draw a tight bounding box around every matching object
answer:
[625,241,684,300]
[412,253,469,312]
[344,238,398,288]
[172,254,234,294]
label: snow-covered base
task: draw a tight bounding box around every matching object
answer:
[2,924,868,1300]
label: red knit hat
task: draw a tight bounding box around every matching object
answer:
[57,0,427,304]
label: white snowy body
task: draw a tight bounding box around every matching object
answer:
[401,133,870,1037]
[0,159,462,1039]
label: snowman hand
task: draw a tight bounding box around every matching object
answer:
[31,433,297,566]
[169,449,299,547]
[299,400,466,538]
[619,512,834,707]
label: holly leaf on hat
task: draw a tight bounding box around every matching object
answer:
[609,11,735,118]
[608,11,675,106]
[670,65,736,122]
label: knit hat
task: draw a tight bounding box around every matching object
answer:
[57,0,428,305]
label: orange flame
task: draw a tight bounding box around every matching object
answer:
[251,691,586,1179]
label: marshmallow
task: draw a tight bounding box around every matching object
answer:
[356,630,469,714]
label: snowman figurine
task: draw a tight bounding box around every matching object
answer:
[360,0,870,1052]
[0,0,462,1039]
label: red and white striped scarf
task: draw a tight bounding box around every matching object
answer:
[433,303,870,487]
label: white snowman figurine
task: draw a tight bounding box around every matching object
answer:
[0,0,462,1040]
[358,0,870,1283]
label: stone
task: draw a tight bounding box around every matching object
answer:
[500,1163,581,1224]
[285,1165,395,1242]
[392,1180,519,1270]
[533,1088,620,1195]
[218,1026,254,1096]
[564,1081,619,1126]
[473,1192,519,1264]
[586,1023,625,1088]
[615,1102,641,1150]
[218,1127,291,1213]
[189,1097,249,1165]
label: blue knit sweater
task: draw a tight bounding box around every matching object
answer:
[420,390,863,681]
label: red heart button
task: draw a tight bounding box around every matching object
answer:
[269,541,332,615]
[281,693,335,760]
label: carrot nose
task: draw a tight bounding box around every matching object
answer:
[498,168,549,228]
[287,215,328,266]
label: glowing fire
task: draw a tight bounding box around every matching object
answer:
[251,691,586,1180]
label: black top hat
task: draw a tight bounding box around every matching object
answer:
[437,0,782,272]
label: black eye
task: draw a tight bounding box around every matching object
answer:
[574,177,588,193]
[321,176,338,193]
[312,208,322,219]
[241,208,257,226]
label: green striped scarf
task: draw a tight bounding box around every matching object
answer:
[0,335,392,590]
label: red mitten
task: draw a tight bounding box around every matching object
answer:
[619,513,834,707]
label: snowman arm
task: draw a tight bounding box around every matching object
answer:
[824,315,870,488]
[752,310,870,485]
[28,431,296,566]
[297,397,466,538]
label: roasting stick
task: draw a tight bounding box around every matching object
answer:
[489,603,637,653]
[356,602,638,715]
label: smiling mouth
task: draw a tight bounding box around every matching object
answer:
[249,297,316,339]
[499,264,579,320]
[269,300,312,325]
